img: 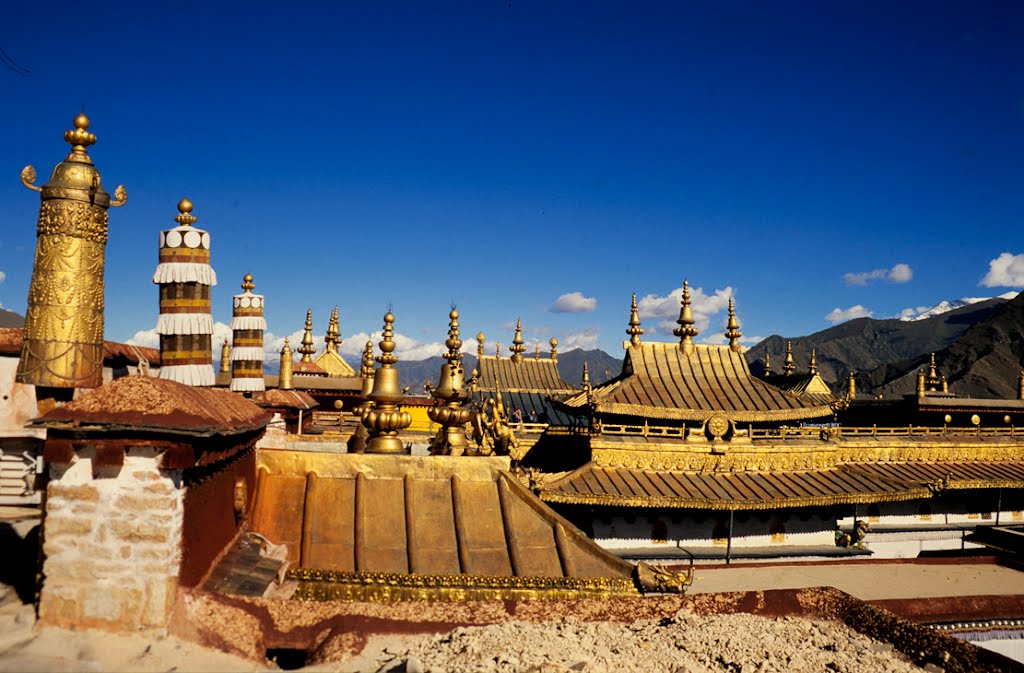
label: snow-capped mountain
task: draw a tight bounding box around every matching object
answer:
[898,291,1019,322]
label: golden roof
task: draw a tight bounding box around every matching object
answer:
[314,348,356,377]
[559,342,833,423]
[475,355,575,393]
[250,451,641,599]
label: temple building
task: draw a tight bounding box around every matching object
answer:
[153,198,217,387]
[469,321,578,460]
[759,342,837,406]
[526,286,1024,561]
[312,306,356,377]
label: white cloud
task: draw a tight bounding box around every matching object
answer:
[899,306,930,320]
[0,271,6,284]
[825,305,873,324]
[549,291,597,313]
[699,333,766,347]
[842,263,913,286]
[126,327,160,349]
[981,252,1024,287]
[637,284,734,336]
[559,327,600,350]
[339,330,447,362]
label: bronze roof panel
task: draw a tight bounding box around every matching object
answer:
[476,356,575,393]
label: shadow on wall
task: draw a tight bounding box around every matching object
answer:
[0,521,41,604]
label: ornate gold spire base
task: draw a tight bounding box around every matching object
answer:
[17,114,127,388]
[362,311,412,453]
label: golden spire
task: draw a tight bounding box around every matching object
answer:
[325,306,341,352]
[495,342,501,358]
[360,340,375,378]
[220,339,231,373]
[808,348,817,375]
[917,369,926,397]
[1018,371,1024,401]
[783,340,795,376]
[279,338,294,390]
[626,293,644,347]
[535,344,541,360]
[673,280,698,354]
[847,371,856,399]
[550,337,558,362]
[582,361,591,392]
[510,319,526,363]
[476,332,486,359]
[362,310,412,453]
[925,352,942,391]
[764,352,772,376]
[428,307,472,455]
[724,297,742,352]
[941,375,948,393]
[174,198,197,226]
[298,309,316,362]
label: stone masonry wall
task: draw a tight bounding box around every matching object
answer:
[38,447,183,633]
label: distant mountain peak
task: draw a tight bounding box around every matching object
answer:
[897,291,1019,322]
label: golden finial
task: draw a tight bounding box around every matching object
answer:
[626,293,644,347]
[220,339,231,373]
[941,375,948,393]
[241,273,255,292]
[925,352,942,390]
[783,340,795,376]
[808,348,817,375]
[476,332,486,359]
[174,198,197,227]
[917,369,926,397]
[362,310,412,453]
[510,318,526,363]
[673,280,699,353]
[279,338,294,390]
[64,113,97,156]
[1018,371,1024,401]
[535,344,541,360]
[724,297,742,352]
[377,311,398,366]
[764,352,772,376]
[361,340,375,378]
[325,305,341,352]
[582,361,591,391]
[444,307,463,363]
[298,309,316,362]
[495,342,501,358]
[550,336,558,361]
[847,371,856,399]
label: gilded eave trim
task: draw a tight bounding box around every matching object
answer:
[539,487,934,511]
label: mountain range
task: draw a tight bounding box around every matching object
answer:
[746,292,1024,399]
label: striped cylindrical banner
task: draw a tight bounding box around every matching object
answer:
[230,274,265,392]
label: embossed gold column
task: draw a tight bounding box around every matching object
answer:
[17,114,127,388]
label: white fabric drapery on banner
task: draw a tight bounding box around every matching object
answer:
[156,313,215,335]
[158,364,216,387]
[229,316,267,331]
[230,347,266,361]
[152,263,217,286]
[230,377,265,392]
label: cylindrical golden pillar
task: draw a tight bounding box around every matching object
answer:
[17,114,127,388]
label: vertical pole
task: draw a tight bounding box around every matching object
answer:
[725,509,734,565]
[996,488,1002,526]
[298,409,303,435]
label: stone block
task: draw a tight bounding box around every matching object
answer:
[49,483,100,502]
[141,577,178,628]
[38,587,80,628]
[82,585,122,622]
[109,519,170,544]
[143,481,174,495]
[45,515,93,537]
[115,494,174,511]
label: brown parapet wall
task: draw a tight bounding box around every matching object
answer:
[177,586,1018,672]
[870,594,1024,625]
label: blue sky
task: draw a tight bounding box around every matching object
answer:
[2,2,1024,361]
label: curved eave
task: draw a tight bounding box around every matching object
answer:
[539,486,932,511]
[587,401,835,423]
